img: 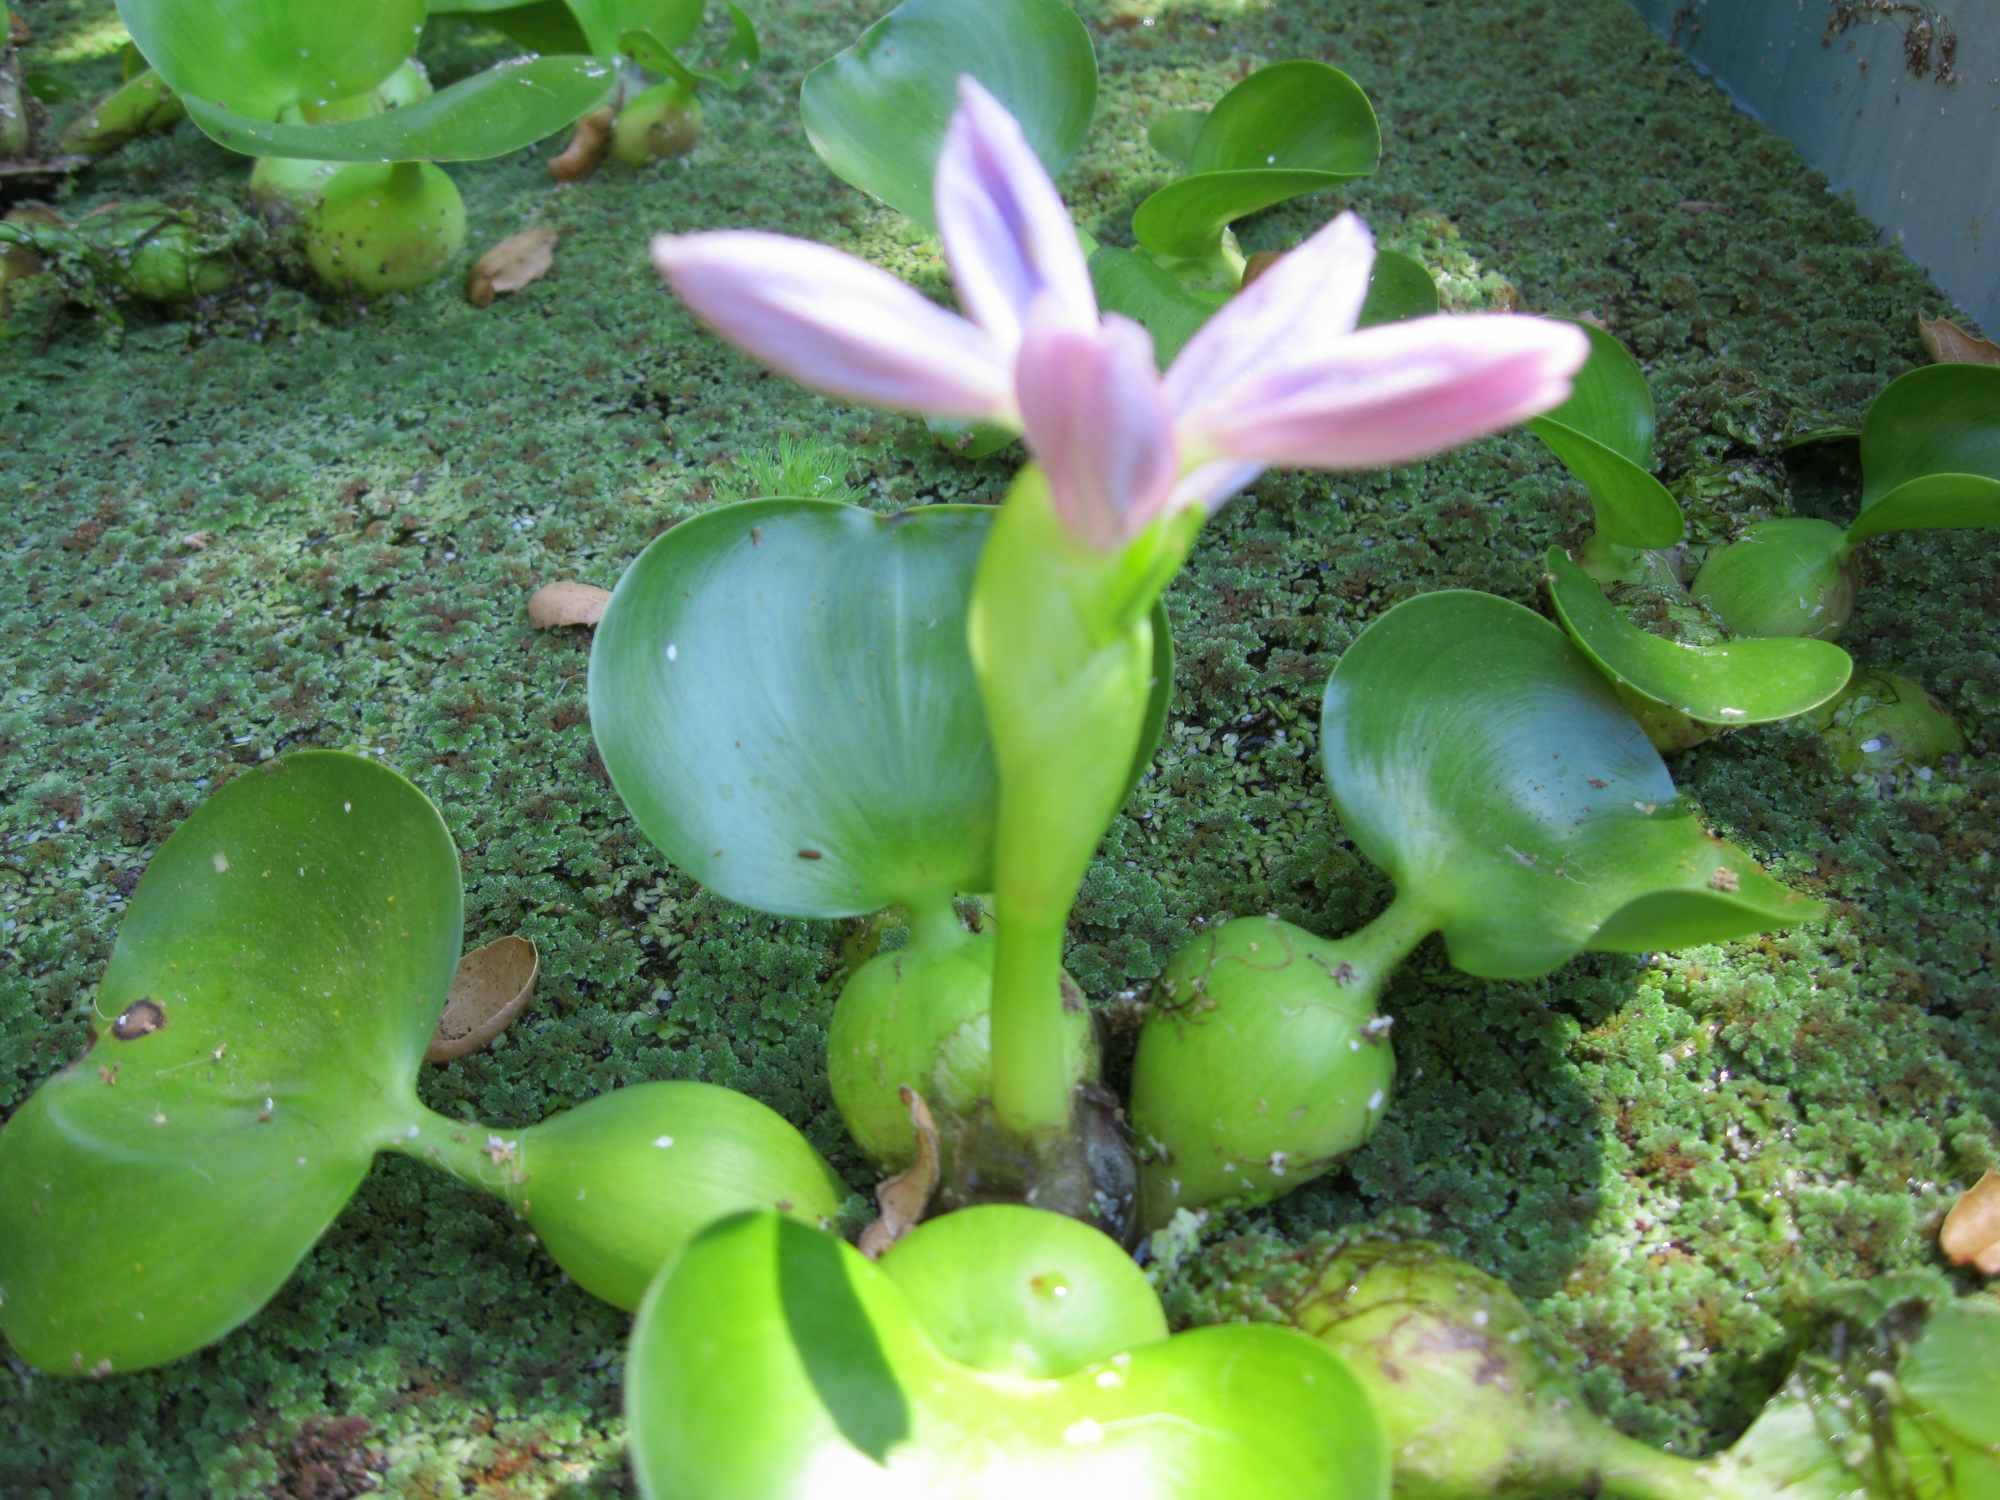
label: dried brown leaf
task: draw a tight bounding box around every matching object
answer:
[1941,1169,2000,1275]
[1918,315,2000,367]
[426,935,538,1063]
[527,580,611,629]
[858,1088,939,1258]
[550,107,616,184]
[466,226,559,308]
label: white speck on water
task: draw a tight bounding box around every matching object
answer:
[212,851,229,874]
[653,1135,675,1149]
[666,644,678,662]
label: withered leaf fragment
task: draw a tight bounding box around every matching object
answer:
[1917,315,2000,366]
[466,227,558,308]
[527,580,611,629]
[426,935,539,1063]
[1940,1169,2000,1275]
[858,1087,939,1258]
[549,108,615,183]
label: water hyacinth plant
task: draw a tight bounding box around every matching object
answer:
[644,75,1592,1211]
[585,81,1838,1493]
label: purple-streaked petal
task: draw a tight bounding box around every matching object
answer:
[1015,310,1176,551]
[935,76,1096,358]
[1163,212,1376,423]
[650,230,1013,422]
[1181,313,1590,472]
[1169,458,1265,516]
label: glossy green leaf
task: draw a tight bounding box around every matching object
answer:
[1355,248,1438,328]
[1547,548,1851,726]
[1722,1279,2000,1499]
[180,54,617,163]
[1146,107,1205,169]
[432,0,592,55]
[0,753,462,1374]
[1851,363,2000,539]
[799,0,1097,231]
[1088,245,1223,367]
[627,1212,1389,1500]
[1132,62,1379,262]
[621,5,759,93]
[1525,322,1683,549]
[876,1205,1168,1377]
[1319,591,1823,979]
[1691,518,1855,640]
[115,0,424,120]
[591,500,1171,920]
[568,0,703,55]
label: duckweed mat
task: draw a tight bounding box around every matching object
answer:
[3,0,1996,1494]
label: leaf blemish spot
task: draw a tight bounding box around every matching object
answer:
[112,999,165,1041]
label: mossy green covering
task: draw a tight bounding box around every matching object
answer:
[1,0,1995,1494]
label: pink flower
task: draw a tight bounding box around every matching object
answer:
[651,79,1588,552]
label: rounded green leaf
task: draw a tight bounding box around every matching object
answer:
[799,0,1097,231]
[876,1205,1168,1377]
[1355,248,1438,328]
[507,1081,849,1311]
[432,0,593,56]
[1690,518,1855,640]
[116,0,424,121]
[1547,548,1851,726]
[1146,107,1206,169]
[590,500,1170,920]
[1850,363,2000,539]
[181,55,618,164]
[627,1212,1389,1500]
[621,6,760,94]
[1319,592,1824,979]
[1132,62,1379,261]
[1088,245,1224,367]
[1525,322,1683,549]
[0,752,462,1373]
[567,0,703,55]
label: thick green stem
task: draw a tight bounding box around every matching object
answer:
[1588,1431,1741,1500]
[1337,889,1437,985]
[903,892,970,955]
[380,1104,525,1206]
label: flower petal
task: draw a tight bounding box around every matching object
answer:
[650,230,1013,422]
[1163,211,1376,424]
[1015,310,1177,551]
[935,76,1097,359]
[1169,458,1265,516]
[1183,313,1590,472]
